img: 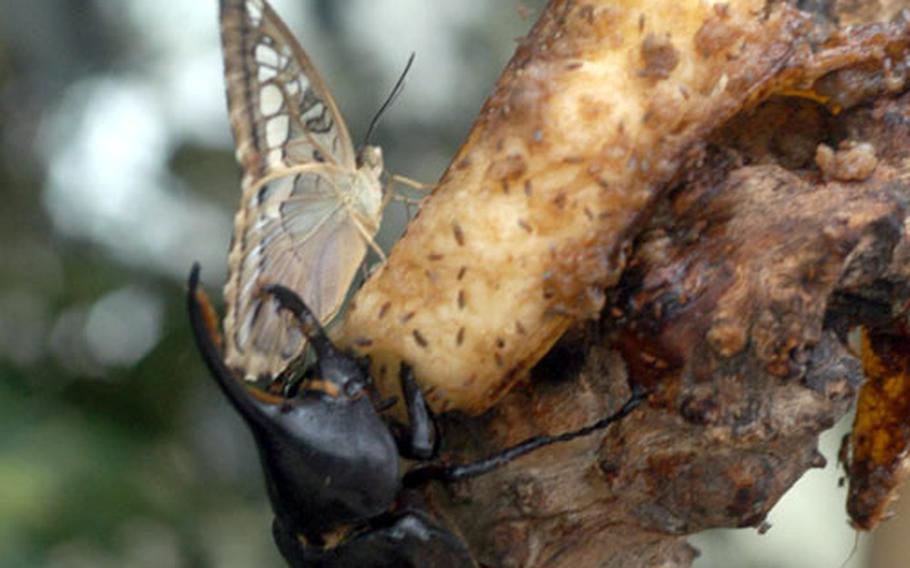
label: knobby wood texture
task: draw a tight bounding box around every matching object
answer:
[341,1,910,566]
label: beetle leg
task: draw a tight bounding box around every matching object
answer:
[272,518,341,568]
[272,518,309,568]
[391,363,438,461]
[348,508,475,568]
[403,383,648,487]
[274,509,474,568]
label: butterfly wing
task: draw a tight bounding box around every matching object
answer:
[225,170,373,380]
[219,0,379,380]
[219,0,356,180]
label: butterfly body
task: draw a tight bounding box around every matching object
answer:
[219,0,388,381]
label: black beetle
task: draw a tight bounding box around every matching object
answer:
[187,263,645,567]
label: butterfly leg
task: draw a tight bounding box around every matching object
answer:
[381,173,432,219]
[390,173,434,192]
[380,180,423,209]
[350,216,388,263]
[392,193,422,222]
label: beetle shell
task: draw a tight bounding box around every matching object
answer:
[252,392,401,541]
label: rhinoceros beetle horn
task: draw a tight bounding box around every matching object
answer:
[186,263,275,428]
[188,264,401,539]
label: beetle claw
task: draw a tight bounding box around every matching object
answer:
[262,283,337,361]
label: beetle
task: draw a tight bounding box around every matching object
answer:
[187,263,645,566]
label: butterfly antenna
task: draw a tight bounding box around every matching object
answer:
[363,52,415,147]
[838,529,862,568]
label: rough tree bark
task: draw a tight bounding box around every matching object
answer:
[340,1,910,566]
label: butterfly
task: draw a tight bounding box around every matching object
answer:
[219,0,398,382]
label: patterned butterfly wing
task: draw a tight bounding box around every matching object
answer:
[219,0,383,381]
[220,0,355,175]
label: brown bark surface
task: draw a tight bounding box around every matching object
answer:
[347,1,910,566]
[435,88,909,568]
[433,89,910,565]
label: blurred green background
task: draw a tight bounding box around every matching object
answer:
[0,1,906,567]
[0,1,537,565]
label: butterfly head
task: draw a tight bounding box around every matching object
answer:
[356,145,384,179]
